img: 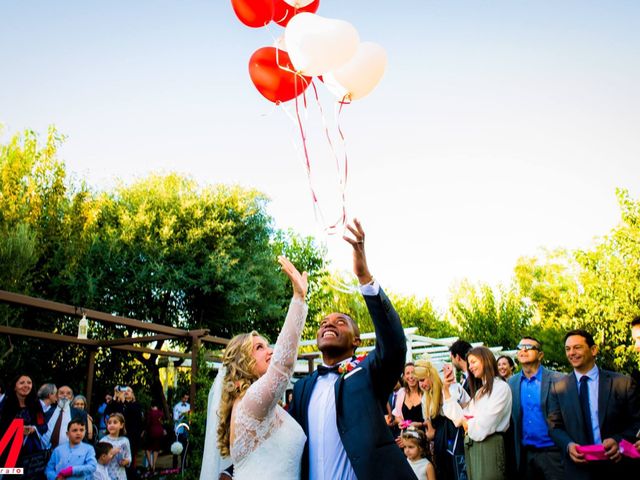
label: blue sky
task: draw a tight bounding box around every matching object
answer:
[2,1,639,310]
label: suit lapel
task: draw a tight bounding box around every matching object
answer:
[597,369,611,428]
[540,367,551,409]
[512,373,522,421]
[301,372,320,433]
[334,373,344,414]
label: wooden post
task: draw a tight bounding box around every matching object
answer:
[85,349,97,411]
[307,357,315,374]
[190,334,200,412]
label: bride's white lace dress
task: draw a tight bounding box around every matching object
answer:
[230,298,308,479]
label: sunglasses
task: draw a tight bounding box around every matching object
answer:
[517,343,540,351]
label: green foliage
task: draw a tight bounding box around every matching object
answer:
[2,126,640,417]
[570,188,640,371]
[511,189,640,372]
[389,293,455,338]
[307,271,453,350]
[449,281,533,350]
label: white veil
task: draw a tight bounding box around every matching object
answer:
[200,365,232,480]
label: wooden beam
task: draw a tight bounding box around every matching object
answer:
[0,290,191,337]
[0,325,97,346]
[201,334,229,346]
[99,334,174,347]
[111,344,191,359]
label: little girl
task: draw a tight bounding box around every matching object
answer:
[402,428,437,480]
[102,413,131,480]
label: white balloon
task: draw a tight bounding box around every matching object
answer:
[285,13,359,76]
[273,35,287,52]
[284,0,315,6]
[323,42,387,101]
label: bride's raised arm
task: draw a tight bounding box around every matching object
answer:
[240,256,308,420]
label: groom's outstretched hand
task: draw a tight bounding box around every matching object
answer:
[343,218,373,285]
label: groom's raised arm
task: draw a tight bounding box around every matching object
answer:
[343,220,407,401]
[362,285,406,401]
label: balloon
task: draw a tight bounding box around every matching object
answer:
[283,0,315,6]
[231,0,274,28]
[273,0,320,27]
[273,35,287,52]
[248,47,312,103]
[285,13,359,76]
[322,42,387,101]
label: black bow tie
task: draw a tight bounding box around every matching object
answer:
[317,364,340,376]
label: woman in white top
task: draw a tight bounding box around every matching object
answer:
[442,346,512,480]
[200,256,308,480]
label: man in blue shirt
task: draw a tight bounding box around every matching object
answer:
[509,336,564,480]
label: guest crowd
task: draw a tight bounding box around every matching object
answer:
[0,380,191,480]
[2,319,640,480]
[382,321,640,480]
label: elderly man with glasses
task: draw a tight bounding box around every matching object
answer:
[508,337,564,480]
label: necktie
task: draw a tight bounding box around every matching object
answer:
[579,376,595,444]
[50,408,64,448]
[317,364,340,376]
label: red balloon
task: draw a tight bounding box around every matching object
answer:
[273,0,320,27]
[248,47,312,103]
[231,0,274,28]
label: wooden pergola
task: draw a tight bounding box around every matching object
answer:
[0,289,230,410]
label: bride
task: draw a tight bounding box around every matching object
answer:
[201,256,308,480]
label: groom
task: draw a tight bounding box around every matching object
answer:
[289,219,416,480]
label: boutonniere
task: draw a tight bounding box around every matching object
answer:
[338,354,367,375]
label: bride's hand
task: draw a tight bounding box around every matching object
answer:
[278,256,308,300]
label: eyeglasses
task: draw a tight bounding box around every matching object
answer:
[517,343,540,351]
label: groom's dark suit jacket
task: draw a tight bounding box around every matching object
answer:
[547,368,640,480]
[289,288,417,480]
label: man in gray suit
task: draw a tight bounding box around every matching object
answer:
[547,329,640,479]
[509,336,564,480]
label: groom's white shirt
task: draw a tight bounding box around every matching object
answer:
[308,281,379,480]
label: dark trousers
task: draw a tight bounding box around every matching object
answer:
[521,447,563,480]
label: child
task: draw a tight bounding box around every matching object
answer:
[402,428,436,480]
[101,413,131,480]
[93,442,114,480]
[45,418,97,480]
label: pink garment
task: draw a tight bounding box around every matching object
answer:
[620,439,640,459]
[575,444,607,461]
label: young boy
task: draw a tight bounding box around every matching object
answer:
[93,442,114,480]
[45,418,97,480]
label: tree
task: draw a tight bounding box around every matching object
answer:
[513,250,583,368]
[571,189,640,371]
[449,281,533,350]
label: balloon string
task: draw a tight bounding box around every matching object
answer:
[292,83,330,230]
[307,82,349,233]
[335,96,351,228]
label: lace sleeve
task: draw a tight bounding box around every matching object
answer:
[231,298,307,463]
[240,297,308,420]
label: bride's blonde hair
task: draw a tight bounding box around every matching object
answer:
[217,331,261,457]
[414,358,443,419]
